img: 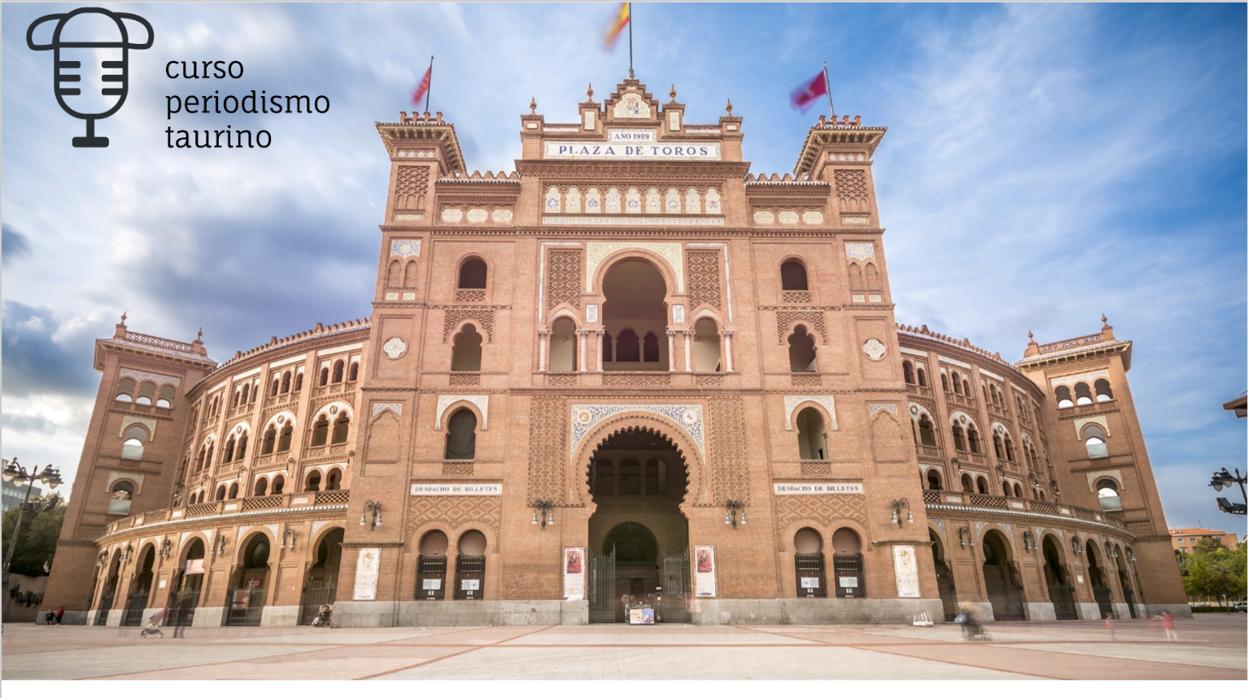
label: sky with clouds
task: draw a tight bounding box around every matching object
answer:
[2,2,1244,533]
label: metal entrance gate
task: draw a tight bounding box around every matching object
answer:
[165,588,199,627]
[122,591,149,626]
[588,549,616,623]
[660,550,691,623]
[1049,583,1078,620]
[225,587,266,626]
[794,553,828,598]
[299,579,337,625]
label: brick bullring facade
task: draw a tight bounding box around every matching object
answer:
[42,78,1188,627]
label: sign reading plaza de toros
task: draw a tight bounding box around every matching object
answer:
[543,129,720,160]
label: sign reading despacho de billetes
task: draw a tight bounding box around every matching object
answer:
[773,482,865,495]
[410,482,502,496]
[543,140,720,160]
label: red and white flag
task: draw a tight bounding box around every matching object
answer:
[790,70,828,111]
[411,64,432,107]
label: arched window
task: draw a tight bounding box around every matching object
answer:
[348,362,359,382]
[332,360,345,384]
[241,384,250,404]
[457,257,488,289]
[1083,424,1108,459]
[962,379,971,395]
[114,378,136,402]
[271,475,285,495]
[236,433,248,461]
[451,324,483,372]
[455,530,488,600]
[417,530,450,600]
[788,325,817,373]
[831,528,864,598]
[1094,379,1114,402]
[108,481,134,515]
[215,485,227,501]
[549,317,577,372]
[231,391,240,409]
[1055,385,1073,409]
[325,468,342,491]
[278,423,293,452]
[794,528,826,598]
[993,434,1005,460]
[331,412,350,444]
[903,361,915,384]
[305,471,322,492]
[616,328,640,362]
[780,260,809,291]
[1096,479,1122,511]
[280,371,291,393]
[967,426,982,454]
[795,407,827,460]
[1013,483,1023,498]
[961,473,974,492]
[848,263,864,291]
[1004,435,1015,462]
[642,332,659,362]
[261,425,277,455]
[917,415,937,447]
[952,424,966,451]
[228,483,239,500]
[157,385,175,409]
[294,371,303,392]
[1003,481,1012,497]
[864,263,880,290]
[403,260,418,288]
[222,436,236,463]
[976,476,989,494]
[1074,382,1093,406]
[120,426,147,461]
[270,378,280,397]
[917,366,927,387]
[926,470,943,491]
[318,367,329,387]
[387,259,402,288]
[601,331,614,363]
[310,415,330,447]
[444,408,477,460]
[253,478,268,497]
[941,373,950,392]
[136,382,156,406]
[692,318,721,372]
[951,372,962,394]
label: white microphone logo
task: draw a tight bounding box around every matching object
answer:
[27,7,153,148]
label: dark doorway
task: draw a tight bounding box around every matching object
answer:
[226,534,270,626]
[930,530,958,621]
[122,545,156,626]
[1042,536,1077,620]
[299,528,343,624]
[982,530,1025,621]
[1086,546,1113,619]
[587,426,690,622]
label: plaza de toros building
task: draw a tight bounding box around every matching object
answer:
[42,77,1189,628]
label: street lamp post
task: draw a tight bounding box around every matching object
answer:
[2,458,64,584]
[1208,467,1247,515]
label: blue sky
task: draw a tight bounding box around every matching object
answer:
[2,2,1245,533]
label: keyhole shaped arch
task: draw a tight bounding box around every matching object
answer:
[569,413,708,517]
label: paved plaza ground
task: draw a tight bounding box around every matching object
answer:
[2,615,1245,680]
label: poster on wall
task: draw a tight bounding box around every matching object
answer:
[353,547,381,600]
[892,545,921,598]
[694,545,717,597]
[563,547,586,601]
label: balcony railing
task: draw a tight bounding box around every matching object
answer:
[915,444,944,462]
[100,490,351,538]
[945,391,977,410]
[924,490,1126,531]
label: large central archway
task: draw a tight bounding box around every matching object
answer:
[586,426,690,623]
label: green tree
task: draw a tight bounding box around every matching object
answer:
[1180,538,1247,604]
[1,496,67,577]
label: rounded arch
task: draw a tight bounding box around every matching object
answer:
[785,398,836,433]
[590,249,682,296]
[235,530,275,567]
[456,255,489,289]
[980,526,1015,558]
[261,410,298,433]
[779,257,810,291]
[179,535,208,566]
[311,400,354,424]
[781,320,825,346]
[949,410,979,431]
[571,413,706,516]
[310,525,347,563]
[435,398,487,431]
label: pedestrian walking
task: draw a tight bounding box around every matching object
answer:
[1161,610,1178,642]
[172,596,192,638]
[56,606,64,624]
[1103,613,1116,640]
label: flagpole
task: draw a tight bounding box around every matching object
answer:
[822,61,835,119]
[425,55,434,113]
[627,3,634,78]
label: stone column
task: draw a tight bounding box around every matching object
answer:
[683,329,694,373]
[721,329,734,372]
[666,329,677,372]
[595,329,605,373]
[576,329,589,373]
[537,329,550,372]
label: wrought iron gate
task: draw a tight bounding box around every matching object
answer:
[1049,583,1077,620]
[122,591,149,626]
[165,589,199,627]
[299,579,337,625]
[794,553,827,598]
[453,555,485,600]
[416,554,447,600]
[833,553,865,598]
[660,549,691,623]
[588,548,616,623]
[225,587,267,626]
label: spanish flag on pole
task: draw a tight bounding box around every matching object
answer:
[603,2,631,50]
